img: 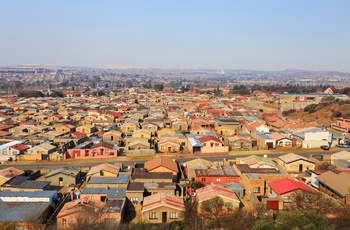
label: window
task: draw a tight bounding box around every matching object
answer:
[210,143,214,147]
[216,178,221,182]
[253,187,261,193]
[244,142,251,147]
[203,143,206,146]
[225,202,234,209]
[233,142,239,147]
[201,178,206,182]
[181,142,186,146]
[215,143,219,146]
[149,212,158,219]
[170,212,178,219]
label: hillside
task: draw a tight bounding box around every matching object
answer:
[283,100,350,127]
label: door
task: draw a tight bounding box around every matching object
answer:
[266,201,279,210]
[59,177,63,186]
[162,212,167,223]
[299,164,303,172]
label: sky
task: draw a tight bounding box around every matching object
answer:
[1,0,350,71]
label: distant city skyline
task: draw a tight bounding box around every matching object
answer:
[1,1,350,72]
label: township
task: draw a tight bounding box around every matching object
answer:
[0,86,349,229]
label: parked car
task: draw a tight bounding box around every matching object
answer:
[7,157,13,161]
[336,144,350,148]
[320,145,330,150]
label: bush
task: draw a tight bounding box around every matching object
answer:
[282,109,296,116]
[332,110,342,117]
[304,104,317,113]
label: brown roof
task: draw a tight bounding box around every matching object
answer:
[0,167,25,179]
[87,163,120,176]
[127,182,145,191]
[144,156,178,173]
[317,171,350,197]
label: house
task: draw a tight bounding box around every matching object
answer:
[27,142,57,160]
[87,163,120,178]
[215,125,236,137]
[126,182,145,205]
[278,153,315,173]
[159,133,188,149]
[102,130,123,142]
[45,166,81,186]
[171,120,188,132]
[76,124,98,135]
[157,140,181,154]
[81,187,126,202]
[0,167,25,185]
[199,136,229,154]
[184,158,214,180]
[331,118,350,133]
[267,178,314,210]
[196,184,241,214]
[194,165,240,185]
[237,155,279,170]
[120,122,138,134]
[141,122,159,134]
[317,171,350,204]
[65,142,117,160]
[56,198,124,229]
[226,135,252,151]
[331,151,350,167]
[241,173,288,196]
[290,127,330,149]
[55,124,76,133]
[127,139,150,151]
[144,156,179,176]
[132,129,152,139]
[187,136,202,154]
[142,193,185,224]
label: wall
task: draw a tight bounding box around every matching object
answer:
[142,206,184,224]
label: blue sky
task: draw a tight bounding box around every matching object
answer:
[1,0,350,71]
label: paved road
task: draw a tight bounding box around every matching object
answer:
[0,151,332,171]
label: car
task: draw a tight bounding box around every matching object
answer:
[7,157,13,161]
[336,144,350,148]
[320,145,330,150]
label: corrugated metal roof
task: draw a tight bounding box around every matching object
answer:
[0,202,51,222]
[88,174,129,184]
[0,190,57,198]
[188,137,202,147]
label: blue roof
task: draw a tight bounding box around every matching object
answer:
[257,132,273,140]
[0,202,51,222]
[188,137,202,147]
[0,190,57,198]
[88,174,129,184]
[81,187,125,199]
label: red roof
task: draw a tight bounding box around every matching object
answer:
[10,144,29,151]
[268,178,314,195]
[143,193,185,211]
[199,135,222,144]
[71,131,86,137]
[109,111,121,118]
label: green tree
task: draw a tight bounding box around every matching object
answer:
[154,83,164,91]
[200,197,225,229]
[274,210,332,230]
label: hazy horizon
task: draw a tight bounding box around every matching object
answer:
[1,1,350,72]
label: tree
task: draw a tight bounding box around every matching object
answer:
[252,210,332,230]
[274,210,332,230]
[154,83,164,91]
[200,197,225,229]
[134,99,139,104]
